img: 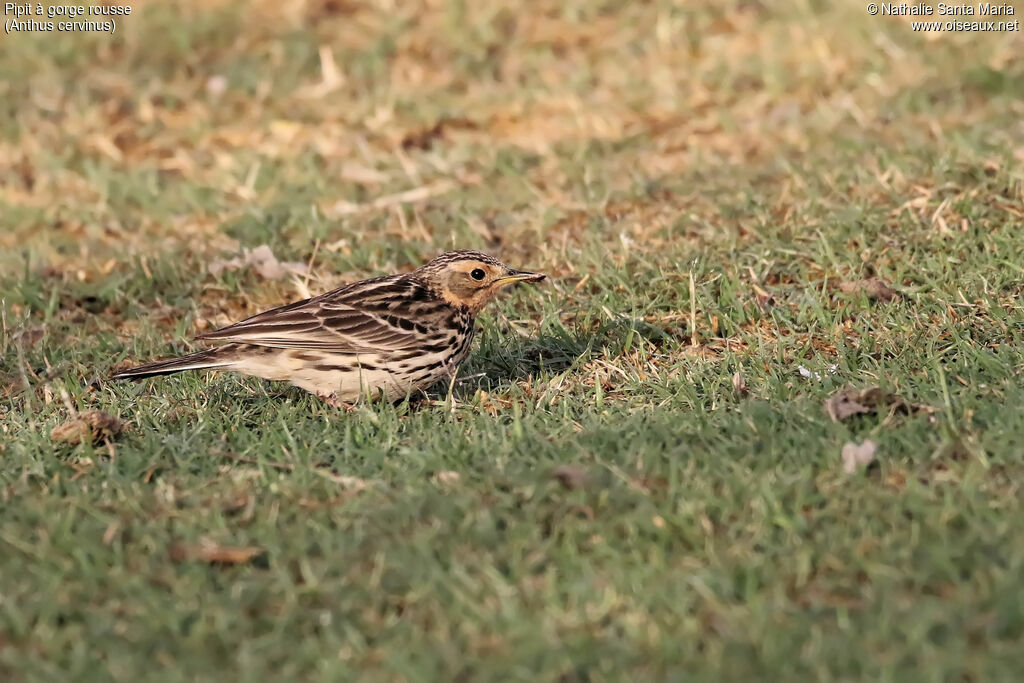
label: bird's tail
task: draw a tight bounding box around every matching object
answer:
[111,346,239,380]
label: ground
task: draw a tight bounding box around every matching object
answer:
[2,0,1024,680]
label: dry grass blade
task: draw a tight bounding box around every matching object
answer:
[322,179,460,217]
[169,539,265,566]
[313,468,371,490]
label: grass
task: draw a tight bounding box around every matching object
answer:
[2,0,1024,679]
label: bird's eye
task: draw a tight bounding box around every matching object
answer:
[470,268,486,281]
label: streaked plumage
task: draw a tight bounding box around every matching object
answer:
[112,250,545,406]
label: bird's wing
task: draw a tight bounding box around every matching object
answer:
[196,276,434,354]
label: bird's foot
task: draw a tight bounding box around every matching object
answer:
[316,392,356,412]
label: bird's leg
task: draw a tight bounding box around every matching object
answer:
[316,392,356,412]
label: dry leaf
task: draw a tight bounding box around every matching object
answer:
[798,365,819,380]
[751,283,773,307]
[208,244,309,280]
[169,539,265,565]
[825,386,931,422]
[400,116,478,150]
[836,278,899,302]
[842,439,877,474]
[732,371,748,397]
[50,410,123,445]
[434,471,461,486]
[552,464,590,490]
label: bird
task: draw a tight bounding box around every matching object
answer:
[111,250,546,407]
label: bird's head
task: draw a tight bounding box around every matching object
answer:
[418,250,546,313]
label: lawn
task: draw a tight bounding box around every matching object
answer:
[2,0,1024,680]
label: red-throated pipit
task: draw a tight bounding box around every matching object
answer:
[112,250,545,407]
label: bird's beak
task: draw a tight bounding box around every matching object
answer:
[495,269,546,286]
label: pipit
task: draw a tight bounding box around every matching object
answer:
[112,250,545,407]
